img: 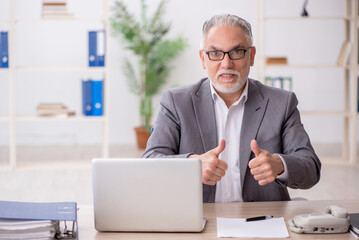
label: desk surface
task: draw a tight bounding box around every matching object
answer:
[78,199,359,239]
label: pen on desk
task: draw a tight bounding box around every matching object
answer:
[246,215,273,222]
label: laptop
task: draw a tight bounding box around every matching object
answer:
[92,158,206,232]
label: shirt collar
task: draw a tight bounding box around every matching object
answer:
[210,78,249,105]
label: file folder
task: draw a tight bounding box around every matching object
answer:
[0,200,77,239]
[88,30,105,67]
[82,79,92,116]
[0,31,9,68]
[96,30,105,67]
[88,31,97,67]
[91,80,103,116]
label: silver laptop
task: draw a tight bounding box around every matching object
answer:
[92,158,206,232]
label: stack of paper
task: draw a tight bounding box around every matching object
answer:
[37,103,75,118]
[0,220,59,239]
[0,201,77,239]
[217,217,289,238]
[42,0,72,17]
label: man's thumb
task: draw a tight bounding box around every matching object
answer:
[251,139,260,157]
[212,139,226,156]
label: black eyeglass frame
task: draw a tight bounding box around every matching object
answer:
[203,46,253,61]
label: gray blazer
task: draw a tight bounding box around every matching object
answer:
[143,78,321,202]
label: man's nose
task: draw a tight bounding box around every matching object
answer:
[220,53,234,68]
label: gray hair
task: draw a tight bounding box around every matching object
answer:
[201,14,253,48]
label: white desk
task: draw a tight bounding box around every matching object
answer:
[78,199,359,239]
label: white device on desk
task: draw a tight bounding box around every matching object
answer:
[288,205,350,234]
[92,158,207,232]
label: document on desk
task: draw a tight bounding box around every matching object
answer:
[217,217,289,238]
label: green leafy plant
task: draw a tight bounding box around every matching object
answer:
[111,0,187,132]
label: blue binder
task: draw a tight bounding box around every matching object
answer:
[96,30,105,67]
[0,201,77,239]
[82,79,92,116]
[0,31,9,68]
[0,201,77,221]
[88,31,97,67]
[91,80,103,116]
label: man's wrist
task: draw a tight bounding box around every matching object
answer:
[275,154,288,181]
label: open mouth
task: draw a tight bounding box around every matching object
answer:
[219,74,236,82]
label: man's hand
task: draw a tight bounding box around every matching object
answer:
[189,139,228,185]
[248,139,284,186]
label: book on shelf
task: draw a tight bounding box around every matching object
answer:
[265,57,288,65]
[349,213,359,239]
[42,0,72,17]
[0,200,77,239]
[265,76,292,91]
[82,79,104,116]
[36,103,75,118]
[0,31,9,68]
[88,30,106,67]
[337,41,351,66]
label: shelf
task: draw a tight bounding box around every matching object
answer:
[12,17,108,23]
[258,0,359,164]
[2,0,110,169]
[264,64,340,69]
[15,66,106,72]
[301,111,350,117]
[14,115,105,122]
[0,115,10,121]
[261,16,351,21]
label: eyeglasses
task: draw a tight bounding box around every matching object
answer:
[203,46,252,61]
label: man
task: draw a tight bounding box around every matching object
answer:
[143,14,321,203]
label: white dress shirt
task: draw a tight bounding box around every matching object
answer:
[210,81,248,203]
[210,80,288,203]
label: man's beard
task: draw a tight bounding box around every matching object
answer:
[210,69,246,94]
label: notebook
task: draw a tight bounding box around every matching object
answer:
[92,158,206,232]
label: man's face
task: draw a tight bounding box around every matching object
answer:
[199,25,256,94]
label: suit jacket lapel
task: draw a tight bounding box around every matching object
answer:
[240,80,268,189]
[191,79,217,153]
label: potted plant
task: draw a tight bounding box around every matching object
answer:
[111,0,186,149]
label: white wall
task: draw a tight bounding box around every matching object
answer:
[0,0,351,146]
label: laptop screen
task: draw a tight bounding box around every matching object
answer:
[92,158,205,232]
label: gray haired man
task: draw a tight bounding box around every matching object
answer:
[143,14,321,203]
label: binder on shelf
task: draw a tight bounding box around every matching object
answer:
[96,30,105,67]
[282,77,293,91]
[91,80,103,116]
[0,31,9,68]
[265,76,292,91]
[82,79,104,116]
[0,200,77,239]
[272,77,282,89]
[88,31,97,67]
[82,80,92,116]
[88,30,106,67]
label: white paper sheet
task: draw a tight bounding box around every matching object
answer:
[217,217,289,238]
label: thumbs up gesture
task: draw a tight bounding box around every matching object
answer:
[189,139,228,185]
[248,139,284,186]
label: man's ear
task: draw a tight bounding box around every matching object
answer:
[199,50,206,69]
[250,46,256,66]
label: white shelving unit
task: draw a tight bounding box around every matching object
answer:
[1,0,110,169]
[256,0,358,164]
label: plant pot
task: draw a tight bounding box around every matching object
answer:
[134,127,151,149]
